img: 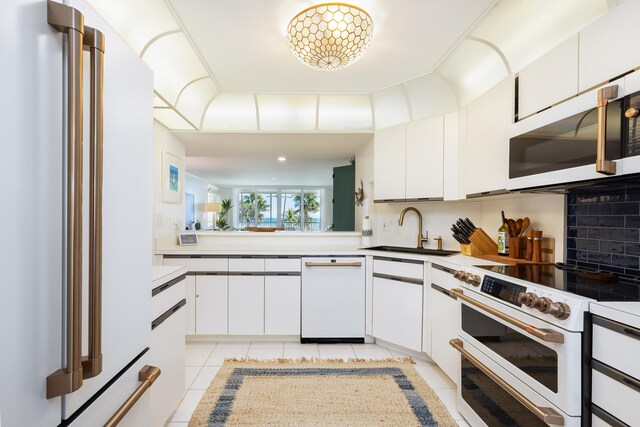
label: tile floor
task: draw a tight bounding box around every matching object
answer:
[166,341,470,426]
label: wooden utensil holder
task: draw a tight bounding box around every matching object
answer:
[460,228,498,256]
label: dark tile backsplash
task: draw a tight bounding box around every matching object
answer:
[567,181,640,276]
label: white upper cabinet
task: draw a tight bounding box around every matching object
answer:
[464,77,512,196]
[579,1,640,93]
[518,35,579,119]
[406,116,444,200]
[374,117,445,201]
[373,124,406,201]
[443,111,462,201]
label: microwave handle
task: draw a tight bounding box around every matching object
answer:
[596,85,618,175]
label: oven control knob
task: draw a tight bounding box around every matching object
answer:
[547,301,571,320]
[466,274,481,287]
[453,270,463,280]
[625,107,640,118]
[517,292,537,307]
[533,297,552,312]
[454,271,469,282]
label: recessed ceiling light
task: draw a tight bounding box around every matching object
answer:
[272,177,277,181]
[278,156,286,162]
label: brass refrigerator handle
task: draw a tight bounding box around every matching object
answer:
[450,288,564,343]
[304,262,363,267]
[46,0,85,399]
[596,85,618,175]
[450,339,565,426]
[103,366,161,427]
[82,26,105,380]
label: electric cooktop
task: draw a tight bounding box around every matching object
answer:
[477,263,640,302]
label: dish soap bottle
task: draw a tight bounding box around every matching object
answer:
[498,211,509,256]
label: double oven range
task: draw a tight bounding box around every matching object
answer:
[448,262,640,427]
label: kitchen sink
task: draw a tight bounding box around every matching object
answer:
[363,246,459,256]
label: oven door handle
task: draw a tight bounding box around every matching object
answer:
[450,339,565,426]
[450,288,564,343]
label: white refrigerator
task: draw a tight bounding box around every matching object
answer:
[0,0,154,426]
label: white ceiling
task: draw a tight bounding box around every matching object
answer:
[168,0,495,93]
[178,132,372,186]
[88,0,614,188]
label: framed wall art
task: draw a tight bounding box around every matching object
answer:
[162,151,183,203]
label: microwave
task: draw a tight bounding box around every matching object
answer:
[508,72,640,190]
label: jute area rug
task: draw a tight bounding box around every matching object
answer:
[189,358,459,427]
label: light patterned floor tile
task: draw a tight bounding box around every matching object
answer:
[317,347,356,360]
[212,342,250,349]
[184,366,200,390]
[205,347,249,366]
[185,341,217,350]
[353,343,387,350]
[283,348,320,359]
[185,348,214,367]
[246,348,285,359]
[352,347,393,359]
[249,341,285,349]
[389,349,434,365]
[170,389,205,422]
[190,366,220,389]
[283,342,317,349]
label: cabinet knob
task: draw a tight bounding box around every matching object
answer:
[626,107,640,118]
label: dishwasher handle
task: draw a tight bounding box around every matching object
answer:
[305,261,362,267]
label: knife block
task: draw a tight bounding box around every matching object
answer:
[460,228,499,256]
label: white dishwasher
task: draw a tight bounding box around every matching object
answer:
[301,256,365,343]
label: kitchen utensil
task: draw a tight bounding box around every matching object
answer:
[507,219,517,237]
[456,219,473,237]
[532,230,543,263]
[518,217,530,237]
[525,230,534,260]
[516,218,523,237]
[509,236,523,259]
[464,218,477,231]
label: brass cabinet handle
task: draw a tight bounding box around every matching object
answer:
[83,25,105,380]
[305,262,362,267]
[46,0,85,399]
[450,288,564,343]
[450,339,565,426]
[596,85,618,175]
[103,365,161,427]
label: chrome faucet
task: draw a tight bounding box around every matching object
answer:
[398,207,428,248]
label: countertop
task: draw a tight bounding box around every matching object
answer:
[152,265,187,287]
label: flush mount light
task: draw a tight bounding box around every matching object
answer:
[287,3,374,71]
[278,156,287,162]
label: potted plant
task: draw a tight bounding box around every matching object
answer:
[215,198,233,230]
[194,220,201,230]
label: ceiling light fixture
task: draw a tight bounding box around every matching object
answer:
[278,156,287,162]
[287,3,374,71]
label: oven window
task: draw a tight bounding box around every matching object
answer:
[461,305,558,392]
[461,355,548,427]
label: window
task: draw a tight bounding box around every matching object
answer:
[237,189,322,231]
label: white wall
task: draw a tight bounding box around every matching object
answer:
[355,137,374,231]
[370,193,565,259]
[153,121,186,243]
[185,173,211,228]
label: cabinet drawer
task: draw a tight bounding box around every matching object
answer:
[593,316,640,380]
[163,256,228,272]
[228,257,265,272]
[373,258,423,281]
[151,279,185,320]
[592,362,640,426]
[431,264,459,291]
[265,258,301,272]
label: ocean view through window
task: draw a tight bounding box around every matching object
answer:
[237,189,322,231]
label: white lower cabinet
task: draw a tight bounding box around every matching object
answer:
[184,274,196,335]
[372,277,422,352]
[430,283,459,385]
[229,275,265,335]
[195,274,228,335]
[265,275,301,335]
